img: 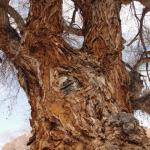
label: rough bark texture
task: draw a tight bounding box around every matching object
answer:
[0,0,150,150]
[0,0,20,59]
[17,0,150,150]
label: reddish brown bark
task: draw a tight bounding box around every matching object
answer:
[0,0,20,59]
[0,0,150,150]
[17,0,150,149]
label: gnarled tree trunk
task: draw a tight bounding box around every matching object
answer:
[0,0,150,150]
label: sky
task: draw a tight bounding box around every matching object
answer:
[0,62,31,149]
[120,1,150,127]
[0,89,31,148]
[0,0,150,149]
[0,1,30,148]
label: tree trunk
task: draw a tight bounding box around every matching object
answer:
[16,0,150,149]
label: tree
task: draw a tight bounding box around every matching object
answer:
[0,0,150,149]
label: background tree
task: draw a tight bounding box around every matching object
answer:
[0,0,150,149]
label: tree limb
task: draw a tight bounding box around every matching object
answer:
[63,21,83,36]
[70,6,78,27]
[0,0,20,59]
[8,5,25,33]
[131,92,150,115]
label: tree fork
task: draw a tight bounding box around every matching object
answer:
[19,0,150,149]
[0,0,150,149]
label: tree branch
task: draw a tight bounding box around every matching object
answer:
[63,21,83,36]
[0,0,20,59]
[131,92,150,115]
[70,6,78,27]
[8,5,25,33]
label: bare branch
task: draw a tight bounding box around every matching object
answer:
[70,6,78,27]
[123,60,145,77]
[139,7,150,51]
[8,5,25,33]
[127,7,149,47]
[63,21,83,36]
[138,7,150,82]
[131,92,150,115]
[134,57,150,69]
[127,32,139,46]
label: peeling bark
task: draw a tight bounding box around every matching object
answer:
[17,0,150,150]
[0,0,20,60]
[0,0,150,150]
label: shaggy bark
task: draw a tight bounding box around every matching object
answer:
[0,0,20,59]
[0,0,150,150]
[20,0,150,149]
